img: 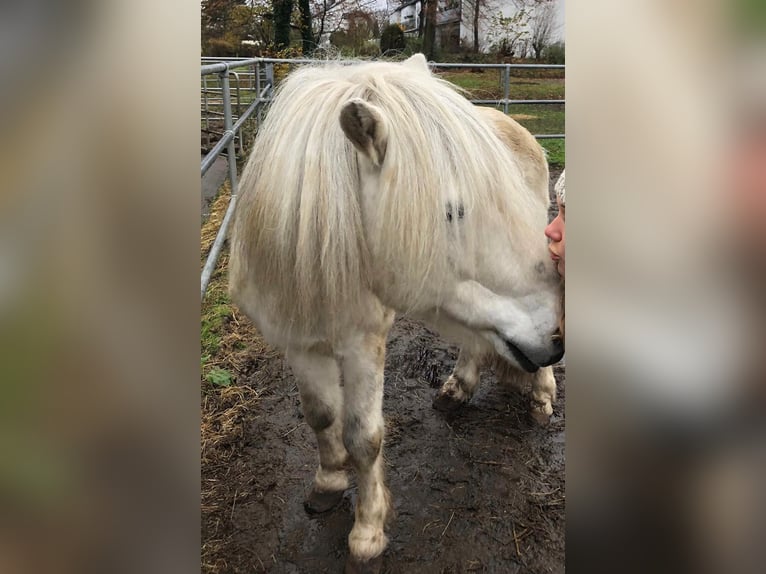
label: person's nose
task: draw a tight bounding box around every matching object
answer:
[545,216,562,242]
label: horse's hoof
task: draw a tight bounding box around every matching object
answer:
[344,554,383,574]
[432,391,465,413]
[529,401,553,426]
[303,488,345,514]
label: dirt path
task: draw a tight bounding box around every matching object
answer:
[202,318,564,574]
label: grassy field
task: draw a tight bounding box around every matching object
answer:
[438,70,565,100]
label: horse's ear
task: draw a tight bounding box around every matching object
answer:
[402,53,429,73]
[340,98,388,168]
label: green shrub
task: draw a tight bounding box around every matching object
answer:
[545,42,565,65]
[358,40,381,58]
[380,24,406,55]
[401,36,423,57]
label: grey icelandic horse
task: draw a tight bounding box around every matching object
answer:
[229,54,564,572]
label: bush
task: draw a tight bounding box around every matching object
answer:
[545,42,565,65]
[401,36,423,57]
[205,38,237,57]
[358,40,381,58]
[380,24,406,56]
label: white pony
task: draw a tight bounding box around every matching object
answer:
[229,54,563,572]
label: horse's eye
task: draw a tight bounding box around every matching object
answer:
[446,202,464,223]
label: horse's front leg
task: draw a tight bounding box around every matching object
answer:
[433,347,481,412]
[338,313,394,573]
[287,347,350,514]
[529,366,558,424]
[494,359,558,424]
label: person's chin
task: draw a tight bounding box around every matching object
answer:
[556,260,565,277]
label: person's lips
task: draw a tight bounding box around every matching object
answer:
[549,250,560,261]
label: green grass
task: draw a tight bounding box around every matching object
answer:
[506,103,564,137]
[201,185,236,376]
[200,279,238,391]
[438,70,564,101]
[201,289,232,366]
[540,139,565,168]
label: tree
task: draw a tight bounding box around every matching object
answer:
[202,1,275,56]
[298,0,313,53]
[310,0,378,49]
[370,9,389,39]
[202,0,242,43]
[472,0,481,52]
[330,10,377,52]
[529,1,557,60]
[460,0,507,53]
[422,0,437,60]
[273,0,294,49]
[487,8,531,59]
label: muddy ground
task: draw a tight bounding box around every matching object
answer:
[201,170,565,574]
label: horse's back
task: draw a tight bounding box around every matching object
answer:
[475,107,549,202]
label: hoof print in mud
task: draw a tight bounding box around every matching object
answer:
[432,391,465,413]
[303,489,346,514]
[345,554,383,574]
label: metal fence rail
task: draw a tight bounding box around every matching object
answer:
[200,57,565,300]
[200,59,271,299]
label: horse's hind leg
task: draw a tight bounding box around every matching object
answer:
[287,347,349,514]
[338,313,394,570]
[433,348,481,412]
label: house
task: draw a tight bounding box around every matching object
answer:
[388,0,421,35]
[388,0,563,55]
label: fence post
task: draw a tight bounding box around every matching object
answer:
[203,74,211,149]
[230,71,244,157]
[265,63,274,91]
[221,72,239,196]
[255,61,262,126]
[503,64,510,115]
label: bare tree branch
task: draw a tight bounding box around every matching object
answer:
[529,1,557,59]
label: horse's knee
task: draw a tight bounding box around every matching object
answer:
[343,415,383,466]
[291,350,343,432]
[302,396,336,432]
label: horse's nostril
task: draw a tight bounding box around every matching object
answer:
[549,337,565,365]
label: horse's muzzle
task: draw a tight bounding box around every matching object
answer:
[542,337,565,366]
[504,339,539,373]
[505,337,564,372]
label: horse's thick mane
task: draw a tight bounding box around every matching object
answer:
[230,60,545,336]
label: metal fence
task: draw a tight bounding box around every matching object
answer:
[200,57,565,300]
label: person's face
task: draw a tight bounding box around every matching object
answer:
[544,197,565,277]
